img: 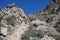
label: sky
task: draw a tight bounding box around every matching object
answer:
[0,0,51,15]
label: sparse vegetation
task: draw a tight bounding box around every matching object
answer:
[5,16,16,26]
[21,35,30,40]
[21,27,44,40]
[0,11,4,21]
[0,0,60,40]
[0,16,4,21]
[54,23,60,33]
[29,23,37,29]
[55,36,60,40]
[7,26,13,35]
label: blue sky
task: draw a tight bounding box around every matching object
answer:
[0,0,51,15]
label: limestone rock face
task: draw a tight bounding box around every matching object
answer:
[0,0,60,40]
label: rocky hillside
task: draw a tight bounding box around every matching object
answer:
[0,4,28,40]
[0,0,60,40]
[27,0,60,40]
[28,0,60,25]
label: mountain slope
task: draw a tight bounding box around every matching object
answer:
[0,4,29,40]
[27,0,60,40]
[0,0,60,40]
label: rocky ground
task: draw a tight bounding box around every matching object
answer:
[0,0,60,40]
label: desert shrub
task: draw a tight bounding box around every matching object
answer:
[29,29,43,38]
[23,28,44,38]
[5,16,16,26]
[54,24,60,33]
[0,11,4,21]
[29,23,38,29]
[0,16,4,21]
[55,36,60,40]
[21,35,30,40]
[7,26,14,35]
[21,23,44,40]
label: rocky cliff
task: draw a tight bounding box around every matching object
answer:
[0,0,60,40]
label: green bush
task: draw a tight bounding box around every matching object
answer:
[22,28,44,38]
[29,23,37,29]
[5,16,16,26]
[54,24,60,33]
[21,23,44,40]
[0,16,4,21]
[7,26,13,35]
[21,35,30,40]
[55,36,60,40]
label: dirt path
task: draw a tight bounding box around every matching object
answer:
[5,22,29,40]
